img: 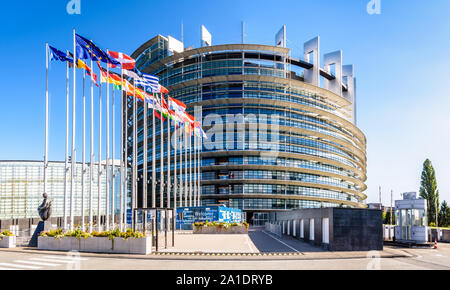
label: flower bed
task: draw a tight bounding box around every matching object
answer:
[0,230,16,248]
[193,222,249,234]
[38,228,151,255]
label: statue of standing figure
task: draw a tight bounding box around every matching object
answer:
[38,193,52,221]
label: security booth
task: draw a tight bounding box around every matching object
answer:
[395,192,428,244]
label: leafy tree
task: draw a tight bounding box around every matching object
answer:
[384,210,395,225]
[439,201,450,227]
[419,159,440,226]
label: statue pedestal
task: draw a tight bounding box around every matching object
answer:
[28,221,53,247]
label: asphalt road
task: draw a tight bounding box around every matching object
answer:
[1,229,449,270]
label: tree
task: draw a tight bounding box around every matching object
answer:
[439,201,450,228]
[419,159,440,226]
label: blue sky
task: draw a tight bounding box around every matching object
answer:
[1,0,449,205]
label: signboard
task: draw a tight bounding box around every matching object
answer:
[168,35,184,53]
[275,25,286,47]
[176,206,242,230]
[201,25,212,46]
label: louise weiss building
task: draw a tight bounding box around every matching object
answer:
[129,25,367,226]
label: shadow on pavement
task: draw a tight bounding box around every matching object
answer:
[248,228,325,253]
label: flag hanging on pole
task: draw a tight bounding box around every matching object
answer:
[49,46,73,62]
[75,34,120,65]
[107,51,136,70]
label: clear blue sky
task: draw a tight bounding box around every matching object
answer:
[1,0,449,205]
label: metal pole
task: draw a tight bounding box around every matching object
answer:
[193,134,196,206]
[143,97,148,221]
[70,29,76,231]
[174,119,178,210]
[106,60,110,231]
[44,43,49,198]
[179,124,183,208]
[167,96,171,209]
[89,59,94,232]
[123,84,128,229]
[81,68,86,231]
[64,50,70,231]
[120,70,124,230]
[152,104,156,208]
[189,130,192,207]
[160,102,164,208]
[112,80,116,229]
[97,76,102,231]
[131,80,137,226]
[184,126,188,207]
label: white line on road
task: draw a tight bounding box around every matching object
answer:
[42,255,89,261]
[262,230,300,253]
[0,263,41,270]
[246,236,255,253]
[30,258,76,264]
[14,260,62,267]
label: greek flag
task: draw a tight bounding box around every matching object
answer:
[135,73,160,93]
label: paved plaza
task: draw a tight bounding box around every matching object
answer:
[1,228,450,270]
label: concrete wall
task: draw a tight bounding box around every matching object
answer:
[272,208,383,251]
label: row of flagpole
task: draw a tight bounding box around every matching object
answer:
[43,29,206,233]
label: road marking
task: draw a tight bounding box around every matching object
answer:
[14,260,62,267]
[30,258,76,264]
[42,255,89,261]
[262,230,300,253]
[0,263,41,270]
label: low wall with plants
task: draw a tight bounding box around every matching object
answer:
[193,222,249,234]
[38,228,151,255]
[0,230,15,248]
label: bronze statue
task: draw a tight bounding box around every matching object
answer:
[38,193,52,221]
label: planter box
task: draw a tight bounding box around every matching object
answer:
[193,226,248,234]
[0,236,16,248]
[38,236,151,255]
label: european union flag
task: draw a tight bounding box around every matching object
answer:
[75,34,120,65]
[49,46,73,62]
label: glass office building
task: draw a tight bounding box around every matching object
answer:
[130,32,367,225]
[0,160,120,220]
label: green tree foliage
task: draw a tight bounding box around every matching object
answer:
[439,201,450,227]
[419,159,440,226]
[384,210,395,225]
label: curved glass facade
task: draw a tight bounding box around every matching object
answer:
[131,37,367,225]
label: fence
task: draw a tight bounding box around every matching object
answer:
[265,222,282,237]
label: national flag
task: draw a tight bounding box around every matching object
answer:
[122,68,141,80]
[75,34,120,65]
[169,97,186,113]
[49,46,73,62]
[107,51,136,70]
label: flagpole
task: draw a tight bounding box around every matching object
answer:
[64,50,70,232]
[44,43,49,200]
[189,129,192,207]
[179,123,183,208]
[193,134,197,207]
[106,57,110,231]
[160,97,164,209]
[143,94,148,222]
[123,77,128,230]
[70,29,76,231]
[174,117,178,210]
[131,79,136,227]
[81,68,86,231]
[112,78,116,229]
[184,125,188,207]
[89,59,94,232]
[97,73,102,231]
[152,100,156,209]
[167,95,171,210]
[120,70,124,231]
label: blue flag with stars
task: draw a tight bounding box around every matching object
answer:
[49,45,73,62]
[75,34,120,65]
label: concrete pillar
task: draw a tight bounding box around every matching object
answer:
[304,36,320,86]
[323,50,343,97]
